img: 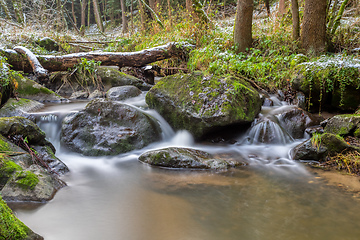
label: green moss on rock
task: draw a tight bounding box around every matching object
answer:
[146,72,262,138]
[324,114,360,136]
[0,195,30,239]
[15,171,39,190]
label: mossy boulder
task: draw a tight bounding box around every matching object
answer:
[0,98,43,119]
[0,134,66,202]
[36,37,59,52]
[0,195,43,240]
[291,55,360,112]
[145,72,262,139]
[291,133,360,161]
[324,114,360,136]
[0,116,53,148]
[106,85,142,101]
[15,74,63,102]
[139,147,244,169]
[61,99,162,156]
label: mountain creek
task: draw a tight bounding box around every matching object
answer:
[8,92,360,240]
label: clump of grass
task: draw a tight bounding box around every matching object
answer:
[328,151,360,175]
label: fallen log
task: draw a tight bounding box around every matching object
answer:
[1,42,193,73]
[13,46,49,81]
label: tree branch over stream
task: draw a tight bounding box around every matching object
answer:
[1,42,194,75]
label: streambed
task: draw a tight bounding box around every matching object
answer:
[10,96,360,240]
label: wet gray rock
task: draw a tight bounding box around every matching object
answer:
[0,98,43,119]
[139,147,244,169]
[146,72,262,139]
[32,145,69,174]
[61,99,162,156]
[275,106,321,139]
[106,85,141,101]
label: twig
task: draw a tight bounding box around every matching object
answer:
[0,17,23,29]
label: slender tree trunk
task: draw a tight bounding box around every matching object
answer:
[81,0,87,27]
[87,0,91,27]
[138,0,146,32]
[278,0,286,15]
[120,0,128,34]
[93,0,104,32]
[167,0,172,26]
[72,1,77,25]
[265,0,270,16]
[291,0,300,41]
[234,0,253,53]
[0,0,12,20]
[130,0,134,34]
[301,0,327,54]
[102,0,107,21]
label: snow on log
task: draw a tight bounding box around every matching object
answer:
[1,42,193,73]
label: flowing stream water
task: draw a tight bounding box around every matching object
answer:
[9,95,360,240]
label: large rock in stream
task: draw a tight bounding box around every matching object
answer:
[139,147,244,169]
[146,72,262,138]
[0,117,68,202]
[61,99,162,156]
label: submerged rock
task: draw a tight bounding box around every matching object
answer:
[106,85,141,101]
[146,72,262,139]
[61,99,161,156]
[139,147,244,169]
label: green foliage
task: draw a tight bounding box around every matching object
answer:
[311,133,322,151]
[0,195,29,240]
[295,55,360,110]
[74,58,103,91]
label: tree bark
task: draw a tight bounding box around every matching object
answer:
[138,0,146,32]
[278,0,287,15]
[72,1,77,25]
[81,0,87,27]
[291,0,300,41]
[265,0,270,16]
[93,0,104,32]
[2,43,194,73]
[120,0,128,34]
[301,0,327,54]
[234,0,253,53]
[13,46,49,80]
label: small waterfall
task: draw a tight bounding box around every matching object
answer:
[246,118,294,144]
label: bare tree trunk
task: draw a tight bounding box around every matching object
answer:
[72,1,77,25]
[120,0,128,34]
[167,0,172,26]
[278,0,286,15]
[87,0,91,27]
[93,0,103,32]
[81,0,87,27]
[0,0,12,20]
[301,0,327,54]
[265,0,270,16]
[291,0,300,41]
[138,0,146,33]
[130,0,133,34]
[234,0,253,53]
